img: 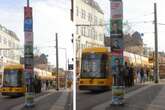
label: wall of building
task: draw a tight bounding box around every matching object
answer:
[0,25,21,66]
[75,0,105,74]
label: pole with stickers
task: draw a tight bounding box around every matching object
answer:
[110,0,125,105]
[24,0,35,107]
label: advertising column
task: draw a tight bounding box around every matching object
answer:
[24,2,35,107]
[110,0,125,105]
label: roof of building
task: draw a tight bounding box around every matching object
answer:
[0,24,20,41]
[82,0,104,14]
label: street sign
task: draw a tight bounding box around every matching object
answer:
[24,18,33,32]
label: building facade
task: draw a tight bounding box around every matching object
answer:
[75,0,105,74]
[0,25,21,66]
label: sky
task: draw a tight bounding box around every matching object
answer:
[0,0,74,69]
[0,0,165,69]
[96,0,165,52]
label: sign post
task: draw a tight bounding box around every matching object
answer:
[110,0,125,105]
[24,0,35,107]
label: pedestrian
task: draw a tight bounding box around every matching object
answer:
[140,68,144,83]
[146,68,150,81]
[124,62,129,87]
[34,76,38,93]
[46,80,49,90]
[129,65,134,87]
[38,78,42,93]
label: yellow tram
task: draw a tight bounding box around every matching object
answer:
[79,47,113,91]
[0,64,26,96]
[0,64,55,96]
[79,47,151,91]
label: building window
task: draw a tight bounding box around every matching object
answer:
[94,16,97,25]
[91,28,94,39]
[88,13,91,21]
[0,35,1,43]
[81,9,83,19]
[76,26,79,34]
[95,32,97,40]
[81,27,83,36]
[99,19,103,25]
[3,50,7,57]
[3,37,7,45]
[88,28,90,37]
[84,27,86,36]
[81,9,86,19]
[8,40,12,47]
[76,6,79,17]
[84,10,86,19]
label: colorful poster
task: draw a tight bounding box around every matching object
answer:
[24,18,33,32]
[111,1,123,19]
[111,56,124,75]
[25,32,33,44]
[110,0,124,105]
[24,7,32,18]
[24,58,33,66]
[24,44,33,55]
[111,37,124,52]
[110,19,122,36]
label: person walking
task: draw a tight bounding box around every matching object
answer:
[124,62,129,87]
[46,80,49,90]
[140,68,144,83]
[129,66,134,87]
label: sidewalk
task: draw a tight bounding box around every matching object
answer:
[92,82,165,110]
[11,88,72,110]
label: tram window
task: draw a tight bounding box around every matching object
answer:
[3,69,23,87]
[100,54,108,76]
[81,53,109,78]
[3,70,18,87]
[17,70,23,86]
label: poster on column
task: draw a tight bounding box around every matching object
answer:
[25,32,33,44]
[24,44,33,55]
[110,19,122,36]
[24,7,32,18]
[24,18,33,32]
[111,1,123,19]
[111,56,124,75]
[111,37,123,53]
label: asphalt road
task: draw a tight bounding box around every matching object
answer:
[76,85,144,110]
[0,91,60,110]
[106,84,163,110]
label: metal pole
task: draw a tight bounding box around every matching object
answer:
[56,33,59,90]
[27,0,29,7]
[154,3,159,83]
[65,48,67,89]
[71,0,74,21]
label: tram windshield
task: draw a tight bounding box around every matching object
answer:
[81,53,109,78]
[3,69,22,87]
